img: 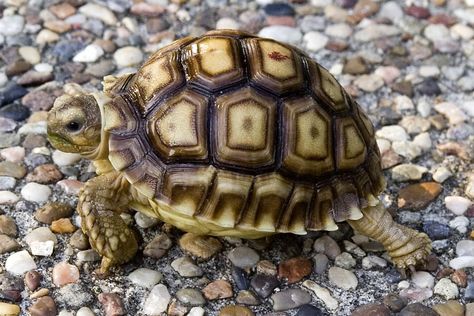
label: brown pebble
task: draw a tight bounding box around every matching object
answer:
[325,39,349,52]
[25,271,41,291]
[278,256,312,284]
[49,3,76,19]
[351,303,391,316]
[28,296,57,316]
[21,90,55,111]
[202,279,233,300]
[451,269,467,288]
[432,300,464,316]
[0,215,17,237]
[436,267,454,279]
[69,229,90,250]
[167,298,188,316]
[256,260,278,276]
[179,233,222,260]
[51,218,76,234]
[428,14,457,26]
[98,293,125,316]
[219,305,254,316]
[35,202,74,225]
[405,5,431,19]
[17,71,54,86]
[236,290,260,305]
[382,293,407,312]
[397,182,442,210]
[27,164,63,184]
[5,59,32,77]
[143,233,173,259]
[0,234,21,254]
[130,2,166,16]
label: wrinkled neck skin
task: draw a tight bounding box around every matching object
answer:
[83,92,111,166]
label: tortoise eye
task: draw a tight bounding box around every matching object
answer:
[66,121,82,132]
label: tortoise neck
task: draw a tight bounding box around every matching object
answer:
[83,92,110,160]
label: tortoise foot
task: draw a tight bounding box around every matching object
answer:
[389,231,432,270]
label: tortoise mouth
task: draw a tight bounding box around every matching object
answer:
[47,131,97,154]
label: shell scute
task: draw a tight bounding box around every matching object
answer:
[335,117,367,170]
[108,136,145,171]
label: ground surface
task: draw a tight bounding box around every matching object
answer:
[0,0,473,315]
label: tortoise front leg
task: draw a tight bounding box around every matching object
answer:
[348,203,432,269]
[78,171,138,274]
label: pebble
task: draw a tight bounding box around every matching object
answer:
[18,46,40,65]
[433,300,465,316]
[228,246,259,269]
[0,215,17,237]
[0,104,30,122]
[278,256,312,283]
[52,262,79,287]
[127,268,162,289]
[0,15,24,36]
[28,296,57,316]
[303,32,328,52]
[52,151,81,167]
[76,250,100,262]
[0,161,26,179]
[73,45,104,63]
[188,307,205,316]
[143,284,171,315]
[392,164,428,182]
[354,24,400,42]
[445,196,472,215]
[383,293,407,312]
[134,212,159,228]
[236,290,260,305]
[412,271,435,289]
[76,307,95,316]
[399,303,438,316]
[171,256,203,277]
[0,303,20,316]
[250,274,280,298]
[56,179,83,195]
[434,278,459,299]
[21,182,52,203]
[258,26,302,45]
[79,3,117,25]
[219,305,254,316]
[361,255,387,269]
[25,270,41,291]
[328,267,358,290]
[216,18,240,30]
[0,191,20,204]
[449,256,474,269]
[449,216,469,234]
[203,280,233,300]
[325,23,352,39]
[25,227,58,248]
[376,125,408,142]
[351,304,390,316]
[302,280,338,310]
[0,118,17,133]
[179,233,222,259]
[313,253,329,275]
[113,47,143,68]
[98,293,125,316]
[176,288,206,306]
[271,289,311,311]
[434,102,468,125]
[313,235,341,259]
[0,234,21,254]
[5,250,37,275]
[456,240,474,256]
[399,287,433,302]
[0,176,16,190]
[232,267,249,290]
[423,221,451,240]
[354,74,384,92]
[397,182,442,210]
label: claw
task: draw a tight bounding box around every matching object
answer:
[408,264,416,274]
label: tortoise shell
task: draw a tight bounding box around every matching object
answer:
[102,30,384,236]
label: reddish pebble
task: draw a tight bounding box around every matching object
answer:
[266,16,296,27]
[98,293,126,316]
[397,182,442,210]
[405,5,431,19]
[451,269,467,288]
[25,270,41,291]
[49,3,76,19]
[429,14,457,26]
[130,3,165,17]
[278,256,312,284]
[52,262,79,287]
[203,280,233,300]
[57,179,84,195]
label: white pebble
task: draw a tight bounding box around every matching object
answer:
[413,132,432,152]
[52,150,82,166]
[18,46,41,64]
[434,278,458,300]
[76,307,95,316]
[79,3,117,25]
[187,307,205,316]
[0,146,25,163]
[449,216,469,234]
[0,72,7,88]
[375,125,408,142]
[216,17,240,30]
[258,26,303,45]
[5,250,37,275]
[303,31,328,52]
[376,138,391,155]
[419,65,440,78]
[21,182,51,203]
[411,271,435,289]
[394,95,415,111]
[392,141,421,160]
[73,44,104,63]
[128,268,162,289]
[303,280,338,310]
[398,280,410,290]
[134,212,159,229]
[143,284,171,315]
[25,227,58,248]
[449,256,474,269]
[114,46,143,68]
[445,196,473,215]
[391,164,428,182]
[325,23,352,39]
[30,240,55,257]
[328,267,358,290]
[456,240,474,257]
[354,74,384,92]
[34,63,53,73]
[0,191,19,204]
[432,166,452,183]
[434,102,468,125]
[18,122,47,135]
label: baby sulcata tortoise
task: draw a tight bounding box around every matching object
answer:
[47,30,431,274]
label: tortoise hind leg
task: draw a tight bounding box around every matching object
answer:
[78,171,138,274]
[347,203,432,269]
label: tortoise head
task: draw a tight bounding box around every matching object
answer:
[47,94,102,155]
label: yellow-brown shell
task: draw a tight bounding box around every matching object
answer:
[103,30,384,235]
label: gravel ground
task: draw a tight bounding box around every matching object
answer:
[0,0,473,315]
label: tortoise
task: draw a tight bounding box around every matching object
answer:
[47,29,431,274]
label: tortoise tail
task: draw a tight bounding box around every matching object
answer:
[347,203,432,269]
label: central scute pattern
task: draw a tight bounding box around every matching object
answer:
[104,30,384,235]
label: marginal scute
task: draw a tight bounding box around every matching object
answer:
[336,117,367,170]
[183,36,244,89]
[282,96,334,176]
[332,181,362,222]
[123,156,164,199]
[277,184,313,234]
[308,60,349,113]
[108,136,145,171]
[204,29,254,38]
[214,87,276,168]
[307,186,338,231]
[133,50,184,112]
[245,38,304,94]
[197,171,253,228]
[148,90,208,161]
[103,96,136,134]
[355,105,376,146]
[238,173,293,232]
[162,166,215,216]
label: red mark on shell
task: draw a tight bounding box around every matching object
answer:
[268,51,289,61]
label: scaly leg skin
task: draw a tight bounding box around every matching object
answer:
[78,171,138,275]
[348,203,432,270]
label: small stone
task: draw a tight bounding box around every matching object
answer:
[376,125,408,142]
[52,151,81,167]
[21,182,52,203]
[303,31,328,52]
[412,271,435,289]
[278,256,312,283]
[203,280,233,300]
[271,289,311,311]
[228,246,260,269]
[130,3,166,16]
[256,260,278,275]
[374,66,400,84]
[392,164,428,182]
[434,102,468,125]
[35,202,73,225]
[397,182,442,210]
[0,176,16,190]
[383,293,407,312]
[313,235,341,259]
[449,256,474,269]
[25,227,58,249]
[325,23,352,39]
[25,271,41,291]
[451,269,467,288]
[79,3,117,25]
[232,267,249,290]
[28,296,57,316]
[399,303,438,316]
[313,253,329,274]
[423,221,451,240]
[354,24,400,42]
[176,288,205,306]
[76,307,95,316]
[445,196,472,215]
[51,218,76,234]
[354,74,384,92]
[73,45,104,63]
[456,240,474,256]
[334,252,356,269]
[143,284,171,315]
[236,290,260,305]
[134,212,159,228]
[250,274,280,298]
[143,233,172,259]
[52,262,79,287]
[219,305,254,316]
[0,234,21,254]
[171,256,203,277]
[0,161,26,179]
[449,216,469,234]
[361,255,387,269]
[98,293,125,316]
[405,5,431,19]
[351,304,390,316]
[0,15,24,36]
[328,267,357,290]
[113,47,143,68]
[188,307,205,316]
[302,280,338,310]
[27,164,63,184]
[57,179,83,195]
[0,191,20,204]
[434,278,459,299]
[0,303,20,316]
[179,233,222,260]
[0,215,17,237]
[258,26,302,45]
[432,300,464,316]
[127,268,162,289]
[5,250,37,275]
